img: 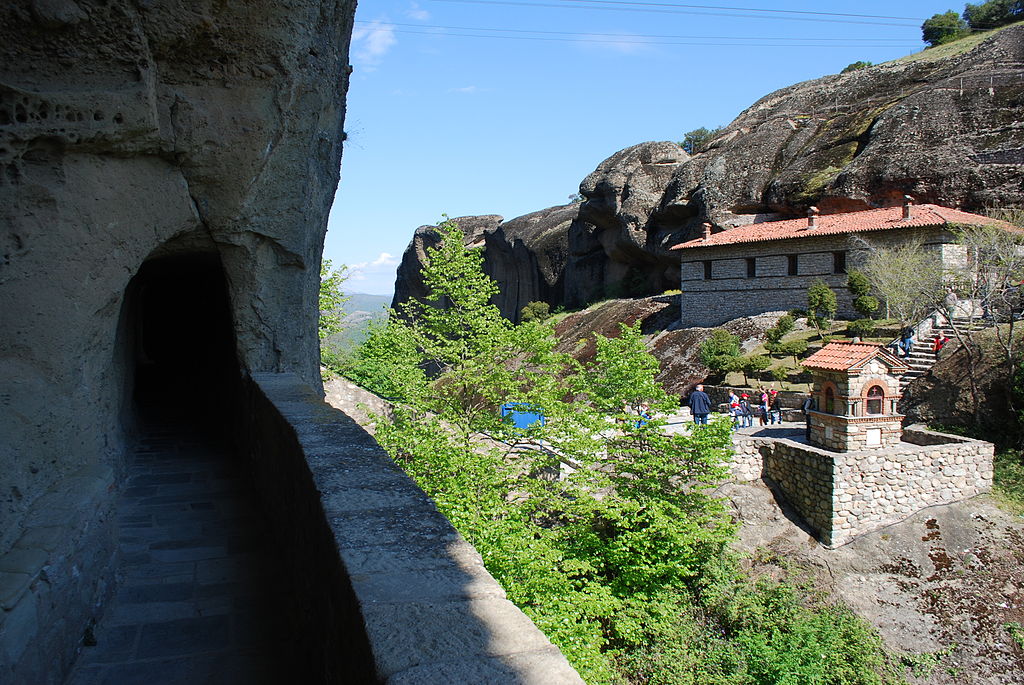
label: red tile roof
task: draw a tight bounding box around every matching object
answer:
[670,204,1019,250]
[802,342,908,373]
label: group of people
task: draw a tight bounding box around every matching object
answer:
[893,325,951,359]
[686,385,783,429]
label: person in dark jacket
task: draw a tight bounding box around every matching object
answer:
[688,384,712,425]
[801,392,815,440]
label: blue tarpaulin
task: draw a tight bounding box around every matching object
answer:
[500,403,545,432]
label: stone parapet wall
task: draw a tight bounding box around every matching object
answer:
[247,373,583,684]
[727,426,992,547]
[0,465,117,685]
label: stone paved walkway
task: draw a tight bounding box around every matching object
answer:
[65,418,288,684]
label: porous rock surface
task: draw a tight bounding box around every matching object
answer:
[393,26,1024,316]
[725,480,1024,684]
[0,1,354,680]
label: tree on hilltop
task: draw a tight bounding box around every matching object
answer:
[922,10,970,46]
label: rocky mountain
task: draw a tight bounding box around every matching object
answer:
[393,26,1024,321]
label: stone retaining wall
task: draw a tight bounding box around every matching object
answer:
[729,425,992,547]
[246,373,582,684]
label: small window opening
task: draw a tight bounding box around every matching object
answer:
[833,251,847,274]
[746,257,756,278]
[703,260,712,280]
[866,385,884,415]
[824,386,835,414]
[788,254,798,276]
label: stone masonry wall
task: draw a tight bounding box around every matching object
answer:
[247,373,583,684]
[678,228,951,328]
[727,426,992,547]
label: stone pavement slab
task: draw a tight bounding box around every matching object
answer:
[64,420,289,684]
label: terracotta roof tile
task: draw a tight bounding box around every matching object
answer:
[802,342,908,373]
[670,204,1020,250]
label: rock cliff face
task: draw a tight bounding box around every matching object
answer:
[393,26,1024,318]
[0,2,354,680]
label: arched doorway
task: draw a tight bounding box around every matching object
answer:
[126,251,240,433]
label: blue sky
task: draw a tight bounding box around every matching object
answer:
[325,0,948,295]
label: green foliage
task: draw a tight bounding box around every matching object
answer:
[742,355,771,384]
[765,314,795,344]
[341,318,427,401]
[766,339,808,362]
[680,126,723,154]
[700,328,742,375]
[854,295,881,318]
[847,270,872,298]
[662,289,682,296]
[319,259,350,374]
[1005,622,1024,650]
[846,267,880,319]
[771,366,789,386]
[841,60,874,73]
[963,0,1023,29]
[807,279,838,336]
[350,218,902,684]
[922,10,970,46]
[847,318,878,339]
[521,300,551,322]
[319,259,349,341]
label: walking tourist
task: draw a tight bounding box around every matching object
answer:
[688,384,712,425]
[769,389,782,424]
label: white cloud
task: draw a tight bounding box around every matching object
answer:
[349,252,399,281]
[448,85,484,94]
[405,2,429,21]
[352,20,397,67]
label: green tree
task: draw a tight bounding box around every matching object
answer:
[921,10,970,46]
[319,258,349,341]
[841,60,873,73]
[319,259,349,374]
[742,354,771,385]
[807,279,838,338]
[680,126,723,154]
[520,300,551,322]
[847,270,880,319]
[352,215,903,684]
[963,0,1023,29]
[699,328,742,376]
[856,238,945,325]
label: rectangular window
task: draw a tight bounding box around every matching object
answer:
[787,254,798,276]
[703,260,712,280]
[746,257,756,278]
[833,251,847,274]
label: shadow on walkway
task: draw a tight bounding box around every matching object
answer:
[65,415,290,684]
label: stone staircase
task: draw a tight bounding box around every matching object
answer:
[897,317,988,391]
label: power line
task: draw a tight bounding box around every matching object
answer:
[430,0,923,27]
[543,0,922,21]
[367,25,919,48]
[357,20,917,42]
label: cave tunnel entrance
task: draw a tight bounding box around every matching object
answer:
[71,256,296,681]
[128,252,241,435]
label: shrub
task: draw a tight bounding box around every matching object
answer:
[662,289,682,296]
[847,318,877,339]
[841,60,873,73]
[922,10,970,46]
[680,126,723,154]
[700,329,742,375]
[741,355,771,384]
[807,280,838,336]
[521,300,551,322]
[775,314,795,336]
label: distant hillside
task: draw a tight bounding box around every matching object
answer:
[325,293,391,354]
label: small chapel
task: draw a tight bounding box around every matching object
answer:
[801,342,909,452]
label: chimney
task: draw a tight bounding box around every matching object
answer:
[702,222,712,240]
[902,195,914,219]
[807,206,819,229]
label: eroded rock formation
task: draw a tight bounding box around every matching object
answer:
[394,26,1024,318]
[0,2,354,680]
